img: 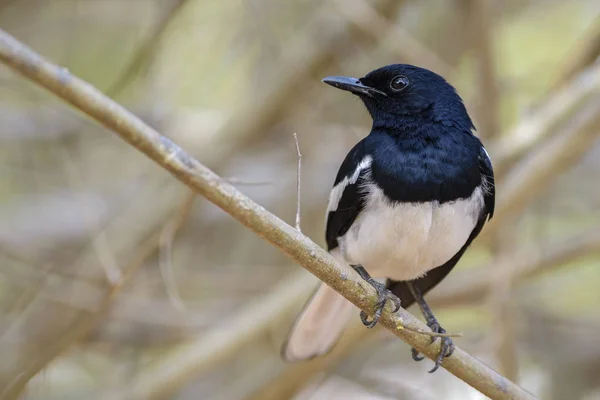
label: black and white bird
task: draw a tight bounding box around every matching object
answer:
[281,64,495,372]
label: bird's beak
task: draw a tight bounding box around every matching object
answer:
[322,76,387,97]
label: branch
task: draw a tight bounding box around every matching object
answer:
[0,29,536,400]
[292,132,302,232]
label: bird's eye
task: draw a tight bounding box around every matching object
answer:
[390,75,409,92]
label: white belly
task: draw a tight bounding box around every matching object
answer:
[334,185,484,281]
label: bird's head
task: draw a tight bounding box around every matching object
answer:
[322,64,474,132]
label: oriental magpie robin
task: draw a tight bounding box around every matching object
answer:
[282,64,495,372]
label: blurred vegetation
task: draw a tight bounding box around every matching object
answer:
[1,0,600,399]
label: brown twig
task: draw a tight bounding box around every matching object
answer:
[293,132,302,232]
[0,29,536,400]
[402,327,463,338]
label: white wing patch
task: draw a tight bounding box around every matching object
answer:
[481,146,491,163]
[326,155,372,213]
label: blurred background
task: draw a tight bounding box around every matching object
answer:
[1,0,600,399]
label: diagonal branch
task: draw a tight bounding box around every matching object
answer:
[0,29,536,400]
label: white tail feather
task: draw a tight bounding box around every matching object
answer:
[281,283,354,362]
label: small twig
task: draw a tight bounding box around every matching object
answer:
[403,326,464,338]
[292,132,302,232]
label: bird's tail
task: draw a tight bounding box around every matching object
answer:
[281,283,354,362]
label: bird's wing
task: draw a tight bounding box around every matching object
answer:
[479,145,495,220]
[325,141,371,251]
[387,144,495,308]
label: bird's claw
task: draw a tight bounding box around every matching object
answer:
[428,330,454,373]
[411,347,425,361]
[359,279,401,328]
[411,323,454,373]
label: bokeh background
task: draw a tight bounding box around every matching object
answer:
[1,0,600,399]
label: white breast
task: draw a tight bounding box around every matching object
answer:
[335,183,484,281]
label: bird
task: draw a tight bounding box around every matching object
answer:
[281,64,495,372]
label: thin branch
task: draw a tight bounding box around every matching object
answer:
[293,132,302,231]
[0,29,536,400]
[402,328,463,338]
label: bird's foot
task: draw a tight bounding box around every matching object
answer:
[411,320,455,373]
[352,265,401,328]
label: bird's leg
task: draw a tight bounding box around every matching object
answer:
[351,265,401,328]
[407,281,454,373]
